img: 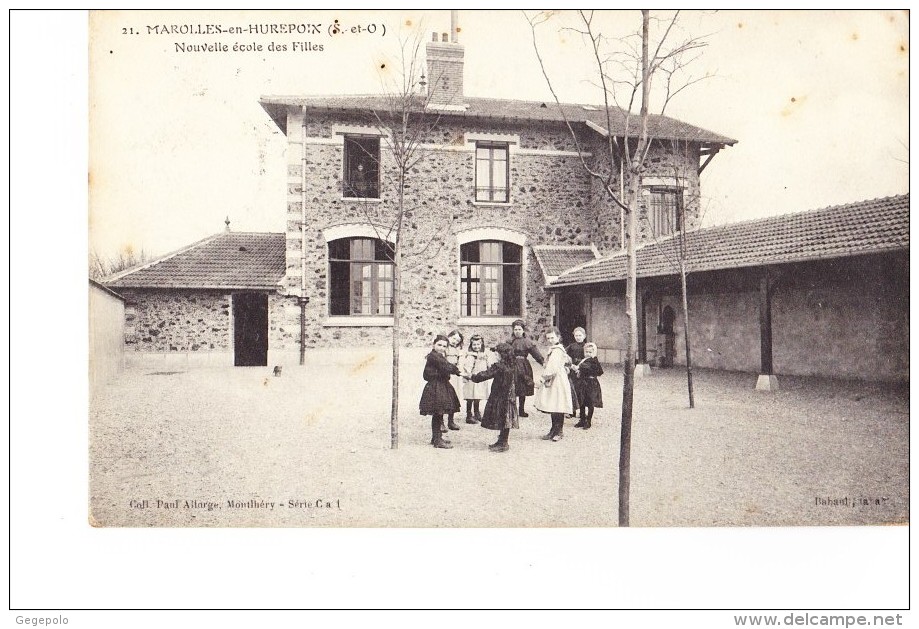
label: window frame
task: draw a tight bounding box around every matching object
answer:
[474,141,510,204]
[342,135,381,200]
[328,237,394,318]
[459,240,522,319]
[646,186,684,237]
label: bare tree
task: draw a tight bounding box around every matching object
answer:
[528,10,709,525]
[350,32,452,449]
[638,138,713,409]
[89,246,150,280]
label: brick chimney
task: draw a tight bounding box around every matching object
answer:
[425,10,464,108]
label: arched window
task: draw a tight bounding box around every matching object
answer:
[460,240,522,317]
[328,237,394,316]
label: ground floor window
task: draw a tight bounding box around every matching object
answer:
[329,237,394,316]
[460,240,522,316]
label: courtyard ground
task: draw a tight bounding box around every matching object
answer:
[89,358,909,527]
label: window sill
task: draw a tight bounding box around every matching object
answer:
[324,316,393,327]
[457,316,521,326]
[341,197,382,204]
[471,200,512,208]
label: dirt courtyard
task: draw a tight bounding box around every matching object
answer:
[89,358,909,528]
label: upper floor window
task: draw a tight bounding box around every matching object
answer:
[343,136,380,199]
[475,142,509,203]
[328,237,393,316]
[647,187,683,237]
[460,240,522,317]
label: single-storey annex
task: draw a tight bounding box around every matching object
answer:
[545,194,909,385]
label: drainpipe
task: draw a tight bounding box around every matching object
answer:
[299,105,308,365]
[298,295,308,364]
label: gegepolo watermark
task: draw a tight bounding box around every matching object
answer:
[15,616,69,625]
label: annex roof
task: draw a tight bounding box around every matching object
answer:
[549,194,910,288]
[532,245,600,283]
[260,95,737,147]
[105,232,286,290]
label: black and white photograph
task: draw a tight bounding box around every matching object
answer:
[11,8,910,617]
[86,9,908,530]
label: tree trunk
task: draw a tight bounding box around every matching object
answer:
[390,177,407,450]
[618,8,651,529]
[680,262,694,409]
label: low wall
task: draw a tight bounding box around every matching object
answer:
[89,280,125,390]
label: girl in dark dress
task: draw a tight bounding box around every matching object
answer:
[575,342,604,429]
[566,326,586,419]
[419,334,461,449]
[508,319,544,418]
[468,343,519,453]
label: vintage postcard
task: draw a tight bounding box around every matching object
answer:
[88,9,908,531]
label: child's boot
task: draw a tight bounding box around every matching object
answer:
[431,418,453,449]
[490,428,510,452]
[448,414,461,430]
[551,415,564,442]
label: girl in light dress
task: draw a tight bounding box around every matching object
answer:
[462,334,491,424]
[534,326,573,442]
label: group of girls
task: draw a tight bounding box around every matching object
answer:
[419,319,603,452]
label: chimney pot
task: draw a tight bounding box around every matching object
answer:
[442,32,448,42]
[431,32,437,42]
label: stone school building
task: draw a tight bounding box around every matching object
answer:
[104,31,909,384]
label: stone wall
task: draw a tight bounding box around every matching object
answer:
[276,108,703,353]
[586,137,702,254]
[119,289,234,367]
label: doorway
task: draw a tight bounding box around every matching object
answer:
[557,292,587,346]
[657,304,676,368]
[233,293,268,367]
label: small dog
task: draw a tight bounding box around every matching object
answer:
[273,365,283,377]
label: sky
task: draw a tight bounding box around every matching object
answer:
[87,9,908,261]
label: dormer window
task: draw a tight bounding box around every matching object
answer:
[343,136,380,199]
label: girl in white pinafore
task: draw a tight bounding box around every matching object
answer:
[534,326,574,442]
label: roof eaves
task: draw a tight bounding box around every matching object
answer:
[89,278,126,300]
[111,283,282,291]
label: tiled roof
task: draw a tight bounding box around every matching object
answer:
[532,245,599,282]
[550,194,910,288]
[260,95,737,146]
[106,232,286,290]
